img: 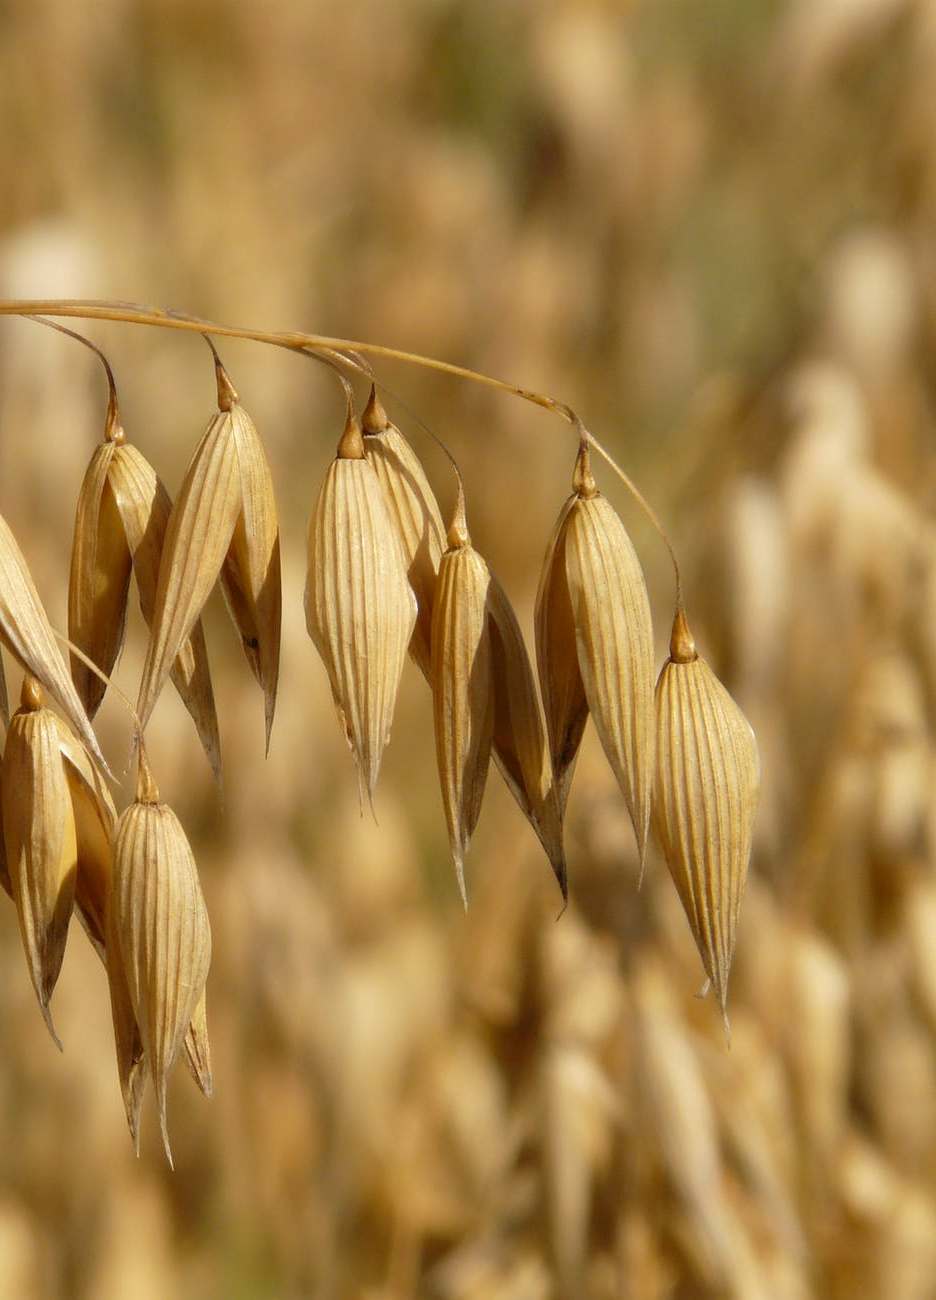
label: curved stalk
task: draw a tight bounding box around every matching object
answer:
[0,297,682,602]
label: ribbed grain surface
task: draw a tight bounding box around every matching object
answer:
[653,652,760,1023]
[565,493,655,869]
[1,705,78,1044]
[431,542,493,905]
[112,798,211,1164]
[364,423,445,679]
[305,455,416,804]
[136,411,240,735]
[0,513,109,773]
[220,404,282,753]
[68,440,132,718]
[110,442,221,780]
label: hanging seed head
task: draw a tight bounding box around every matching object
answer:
[107,442,221,783]
[136,354,281,753]
[487,575,566,900]
[653,608,760,1031]
[0,513,110,776]
[536,442,655,869]
[68,440,132,719]
[430,489,494,906]
[1,676,79,1046]
[305,406,417,806]
[111,745,212,1165]
[362,386,446,680]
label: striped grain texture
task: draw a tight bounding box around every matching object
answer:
[430,500,493,906]
[305,413,416,805]
[653,610,760,1026]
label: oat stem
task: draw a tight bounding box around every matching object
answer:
[0,297,682,600]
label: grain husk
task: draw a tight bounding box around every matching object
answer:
[653,609,760,1025]
[430,492,493,905]
[305,409,416,805]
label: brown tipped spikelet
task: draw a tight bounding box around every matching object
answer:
[1,676,79,1045]
[72,416,221,780]
[0,513,109,775]
[431,489,494,906]
[305,405,416,805]
[487,576,567,900]
[111,745,212,1164]
[653,609,760,1027]
[136,353,281,753]
[362,386,446,678]
[536,442,655,868]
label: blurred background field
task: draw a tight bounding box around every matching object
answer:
[2,0,936,1296]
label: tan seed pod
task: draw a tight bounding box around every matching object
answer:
[135,384,243,739]
[487,576,566,900]
[535,490,590,819]
[430,492,494,905]
[68,439,133,719]
[218,389,282,754]
[362,387,445,679]
[107,439,221,782]
[1,676,79,1045]
[111,746,212,1164]
[653,609,760,1026]
[563,444,655,867]
[0,512,109,775]
[305,409,416,805]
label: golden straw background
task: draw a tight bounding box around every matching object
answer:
[2,2,936,1296]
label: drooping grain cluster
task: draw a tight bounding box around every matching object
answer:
[0,337,757,1163]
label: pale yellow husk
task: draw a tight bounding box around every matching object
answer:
[111,752,212,1165]
[430,503,494,906]
[362,389,445,679]
[135,407,242,738]
[1,679,79,1045]
[104,440,222,781]
[219,403,282,754]
[0,513,109,775]
[653,610,760,1025]
[68,440,132,719]
[305,414,416,805]
[487,576,566,900]
[562,455,655,870]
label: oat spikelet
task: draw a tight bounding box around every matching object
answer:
[101,439,221,781]
[68,439,132,719]
[0,513,109,775]
[1,676,79,1046]
[536,444,654,861]
[653,609,760,1027]
[219,380,282,754]
[487,576,566,900]
[362,386,445,679]
[430,489,494,906]
[111,745,211,1165]
[536,495,589,819]
[135,384,242,739]
[183,990,213,1098]
[305,407,416,805]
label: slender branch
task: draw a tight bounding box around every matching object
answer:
[0,297,682,601]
